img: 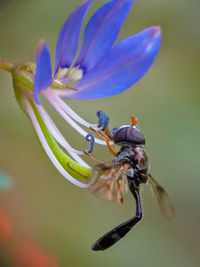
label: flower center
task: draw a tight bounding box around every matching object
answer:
[53,67,83,89]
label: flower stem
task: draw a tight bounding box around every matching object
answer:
[0,59,14,73]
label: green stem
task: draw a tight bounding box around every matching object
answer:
[0,59,14,73]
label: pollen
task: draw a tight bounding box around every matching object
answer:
[68,67,83,82]
[56,67,69,78]
[54,67,83,88]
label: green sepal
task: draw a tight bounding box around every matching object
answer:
[12,62,36,91]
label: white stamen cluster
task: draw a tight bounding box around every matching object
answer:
[24,82,110,187]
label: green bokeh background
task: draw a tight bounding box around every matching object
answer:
[0,0,200,266]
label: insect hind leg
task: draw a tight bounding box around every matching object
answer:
[91,188,142,251]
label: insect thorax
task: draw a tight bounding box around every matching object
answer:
[115,144,149,181]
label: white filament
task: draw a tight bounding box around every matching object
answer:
[25,99,91,188]
[44,89,109,145]
[50,90,96,128]
[44,92,107,146]
[36,104,90,167]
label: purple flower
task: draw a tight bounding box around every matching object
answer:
[34,0,161,104]
[2,0,161,187]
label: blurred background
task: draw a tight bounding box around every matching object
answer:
[0,0,200,266]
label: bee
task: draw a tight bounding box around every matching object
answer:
[88,114,174,251]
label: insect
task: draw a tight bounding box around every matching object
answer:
[87,112,174,251]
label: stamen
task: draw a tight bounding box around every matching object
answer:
[50,89,74,97]
[25,98,91,188]
[36,104,90,168]
[54,67,83,88]
[46,95,94,137]
[44,90,110,145]
[85,134,95,153]
[68,67,83,82]
[55,67,69,79]
[49,90,93,128]
[96,110,110,130]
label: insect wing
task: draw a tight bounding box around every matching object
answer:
[89,162,128,202]
[148,174,174,220]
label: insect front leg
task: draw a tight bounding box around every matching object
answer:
[91,186,142,251]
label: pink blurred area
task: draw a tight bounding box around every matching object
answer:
[0,209,12,241]
[0,208,58,266]
[15,242,58,267]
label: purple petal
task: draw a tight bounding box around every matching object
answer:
[75,0,134,73]
[55,0,93,74]
[69,27,161,99]
[34,39,52,104]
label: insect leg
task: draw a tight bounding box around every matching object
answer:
[91,187,142,251]
[66,162,88,179]
[84,152,104,164]
[90,128,117,157]
[90,111,117,156]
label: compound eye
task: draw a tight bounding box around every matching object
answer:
[113,126,145,145]
[130,127,145,145]
[111,127,119,135]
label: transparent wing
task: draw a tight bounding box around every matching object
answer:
[89,162,129,203]
[148,174,174,220]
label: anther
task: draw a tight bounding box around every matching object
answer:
[85,134,95,153]
[96,110,110,131]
